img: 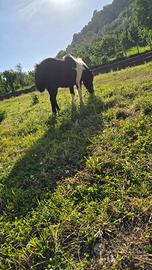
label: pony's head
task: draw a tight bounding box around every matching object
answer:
[82,68,94,93]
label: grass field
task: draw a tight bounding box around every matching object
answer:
[126,46,151,57]
[108,46,151,64]
[0,62,152,269]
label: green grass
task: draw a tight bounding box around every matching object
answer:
[0,62,152,269]
[108,45,151,64]
[127,45,151,57]
[98,45,152,72]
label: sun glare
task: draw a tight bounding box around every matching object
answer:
[52,0,73,4]
[18,0,75,21]
[55,0,70,2]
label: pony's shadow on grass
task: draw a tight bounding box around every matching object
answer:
[2,95,104,217]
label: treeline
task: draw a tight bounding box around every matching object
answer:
[57,0,152,66]
[0,64,34,95]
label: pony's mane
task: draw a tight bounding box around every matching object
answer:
[76,58,88,69]
[63,54,88,69]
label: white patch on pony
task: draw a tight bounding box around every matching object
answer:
[76,58,89,69]
[67,55,87,103]
[68,55,86,86]
[63,54,88,103]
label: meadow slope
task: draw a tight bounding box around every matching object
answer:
[0,62,152,269]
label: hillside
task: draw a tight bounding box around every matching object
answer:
[67,0,133,50]
[0,62,152,269]
[59,0,133,54]
[57,0,152,67]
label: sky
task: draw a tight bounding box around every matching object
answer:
[0,0,112,72]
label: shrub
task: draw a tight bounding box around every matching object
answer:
[101,55,109,64]
[31,94,39,106]
[116,51,124,60]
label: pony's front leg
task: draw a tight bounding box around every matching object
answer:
[70,86,75,108]
[49,94,56,114]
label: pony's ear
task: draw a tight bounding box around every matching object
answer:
[92,70,95,77]
[89,69,94,78]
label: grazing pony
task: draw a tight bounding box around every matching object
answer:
[35,55,94,114]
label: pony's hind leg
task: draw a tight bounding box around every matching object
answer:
[76,83,83,104]
[48,87,59,115]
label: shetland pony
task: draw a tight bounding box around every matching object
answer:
[35,54,94,114]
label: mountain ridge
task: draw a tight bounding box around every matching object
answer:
[58,0,134,55]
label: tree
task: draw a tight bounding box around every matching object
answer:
[56,50,66,58]
[24,70,35,86]
[2,70,17,92]
[0,73,6,94]
[99,35,117,57]
[135,0,152,29]
[128,21,141,54]
[15,63,25,88]
[140,28,152,50]
[146,30,152,50]
[119,30,130,56]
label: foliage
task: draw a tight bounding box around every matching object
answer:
[135,0,152,29]
[128,20,141,54]
[140,28,152,50]
[15,63,25,88]
[31,93,39,106]
[119,31,130,55]
[101,55,109,64]
[0,62,152,269]
[2,70,18,92]
[0,67,34,95]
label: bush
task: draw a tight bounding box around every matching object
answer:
[101,55,109,64]
[116,51,124,60]
[31,94,39,106]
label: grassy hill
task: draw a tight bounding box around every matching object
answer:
[0,63,152,269]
